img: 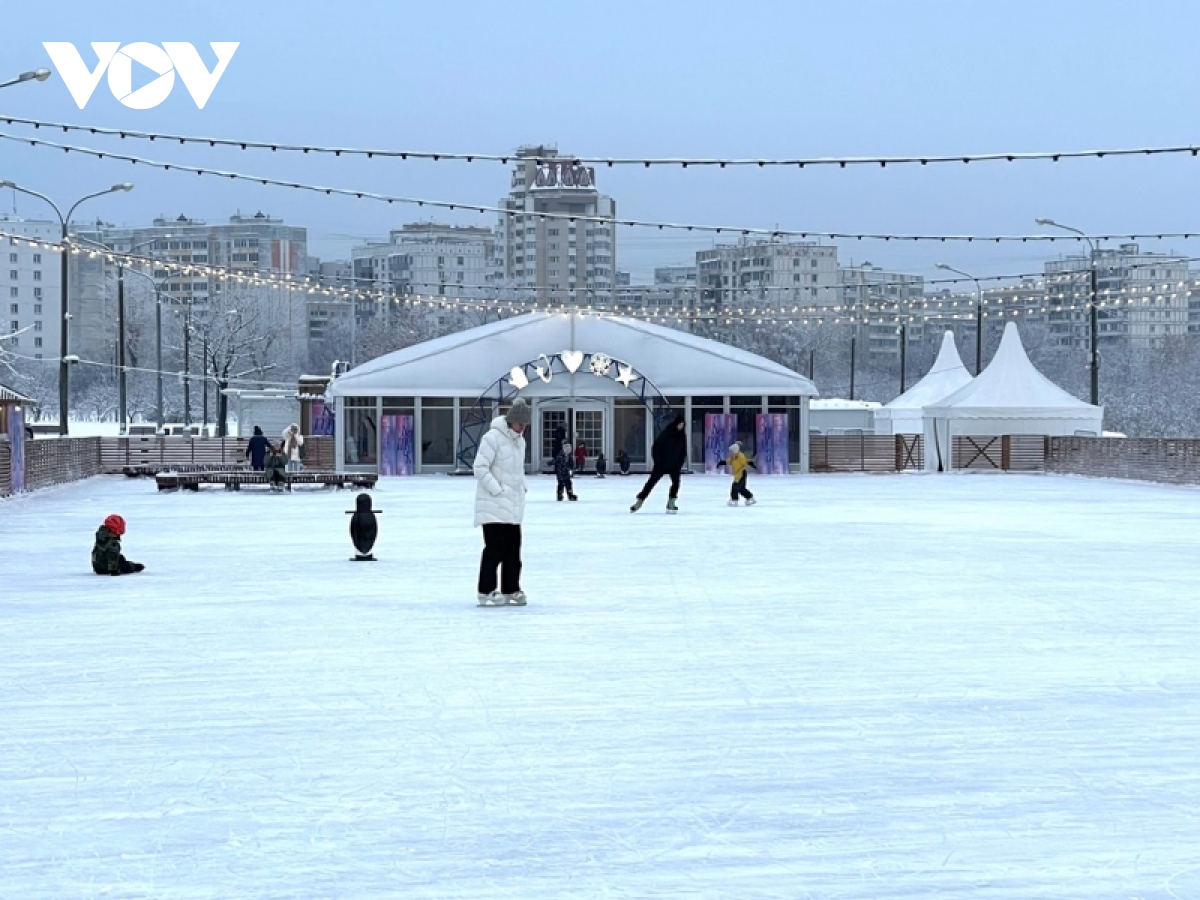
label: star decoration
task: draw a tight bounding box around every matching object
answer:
[616,364,636,387]
[589,353,613,377]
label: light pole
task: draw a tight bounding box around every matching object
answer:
[107,241,173,431]
[1036,218,1099,405]
[0,68,51,90]
[0,181,134,435]
[936,263,984,375]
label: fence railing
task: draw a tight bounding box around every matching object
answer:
[1046,436,1200,485]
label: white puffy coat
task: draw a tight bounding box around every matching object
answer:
[282,425,304,462]
[473,416,527,526]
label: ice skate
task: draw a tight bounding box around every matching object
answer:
[504,591,527,606]
[477,592,505,607]
[745,498,757,506]
[630,497,643,512]
[666,498,678,514]
[728,499,739,506]
[568,493,578,501]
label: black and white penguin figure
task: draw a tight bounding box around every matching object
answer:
[347,492,381,561]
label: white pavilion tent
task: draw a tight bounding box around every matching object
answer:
[922,322,1103,472]
[875,331,974,435]
[328,312,817,473]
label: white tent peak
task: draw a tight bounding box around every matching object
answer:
[929,322,1095,411]
[885,331,972,411]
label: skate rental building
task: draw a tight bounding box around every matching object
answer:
[325,312,818,475]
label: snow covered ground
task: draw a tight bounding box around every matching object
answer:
[2,472,1198,898]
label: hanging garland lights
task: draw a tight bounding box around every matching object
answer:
[3,113,1199,170]
[4,130,1200,244]
[4,229,1197,330]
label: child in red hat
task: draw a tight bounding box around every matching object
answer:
[91,514,145,576]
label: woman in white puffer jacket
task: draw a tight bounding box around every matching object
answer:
[473,398,530,606]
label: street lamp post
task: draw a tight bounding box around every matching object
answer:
[0,181,134,435]
[936,263,984,375]
[1036,218,1099,406]
[0,68,51,90]
[118,259,175,432]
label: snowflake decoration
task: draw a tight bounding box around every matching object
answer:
[589,353,613,377]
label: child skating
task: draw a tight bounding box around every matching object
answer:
[554,441,578,501]
[726,442,757,506]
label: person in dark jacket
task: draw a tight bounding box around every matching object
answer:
[245,425,271,471]
[91,514,144,575]
[630,414,688,513]
[595,451,607,478]
[265,443,289,492]
[616,448,631,475]
[554,441,578,501]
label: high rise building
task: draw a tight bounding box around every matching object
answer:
[0,216,60,363]
[839,262,925,358]
[697,238,839,311]
[496,145,617,304]
[1045,244,1189,349]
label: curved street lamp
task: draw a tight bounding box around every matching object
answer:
[1036,218,1099,405]
[0,181,134,434]
[0,68,51,90]
[936,263,985,375]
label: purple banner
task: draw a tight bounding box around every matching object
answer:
[311,399,335,437]
[755,413,789,474]
[704,413,737,474]
[7,407,25,494]
[379,414,414,476]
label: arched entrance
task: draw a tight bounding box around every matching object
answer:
[456,350,674,471]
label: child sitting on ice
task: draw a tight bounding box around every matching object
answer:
[726,442,757,506]
[91,514,145,575]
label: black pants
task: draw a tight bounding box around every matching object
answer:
[731,473,753,501]
[93,555,139,575]
[637,466,680,500]
[556,477,575,500]
[479,523,522,595]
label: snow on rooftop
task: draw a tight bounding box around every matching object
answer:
[2,473,1198,895]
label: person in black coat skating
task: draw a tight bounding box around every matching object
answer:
[245,425,270,471]
[630,414,688,513]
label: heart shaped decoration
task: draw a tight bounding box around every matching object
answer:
[560,350,584,373]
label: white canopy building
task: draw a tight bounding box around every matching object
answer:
[328,312,817,473]
[922,322,1103,471]
[875,331,974,435]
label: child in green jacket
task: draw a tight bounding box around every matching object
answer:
[91,514,145,575]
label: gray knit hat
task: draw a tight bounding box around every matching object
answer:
[506,398,531,426]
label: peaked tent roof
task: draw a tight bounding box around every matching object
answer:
[885,331,973,410]
[925,322,1101,418]
[329,312,818,398]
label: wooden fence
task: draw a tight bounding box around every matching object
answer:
[1046,436,1200,485]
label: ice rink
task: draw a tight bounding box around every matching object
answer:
[2,471,1198,897]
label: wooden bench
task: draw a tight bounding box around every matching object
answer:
[155,470,378,492]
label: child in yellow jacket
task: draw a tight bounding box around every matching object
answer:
[726,442,757,506]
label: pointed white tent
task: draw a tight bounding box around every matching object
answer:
[922,322,1103,472]
[875,331,973,435]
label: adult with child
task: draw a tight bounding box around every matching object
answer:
[630,414,688,514]
[265,443,290,492]
[473,398,531,607]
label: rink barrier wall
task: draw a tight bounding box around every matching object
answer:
[0,436,336,497]
[1045,436,1200,484]
[808,434,1044,473]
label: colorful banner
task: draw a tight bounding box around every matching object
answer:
[311,399,335,437]
[7,407,25,494]
[379,414,414,476]
[755,413,789,474]
[704,413,737,474]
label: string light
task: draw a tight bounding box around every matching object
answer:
[5,131,1200,243]
[4,113,1200,170]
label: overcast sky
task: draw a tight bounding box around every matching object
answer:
[1,0,1198,283]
